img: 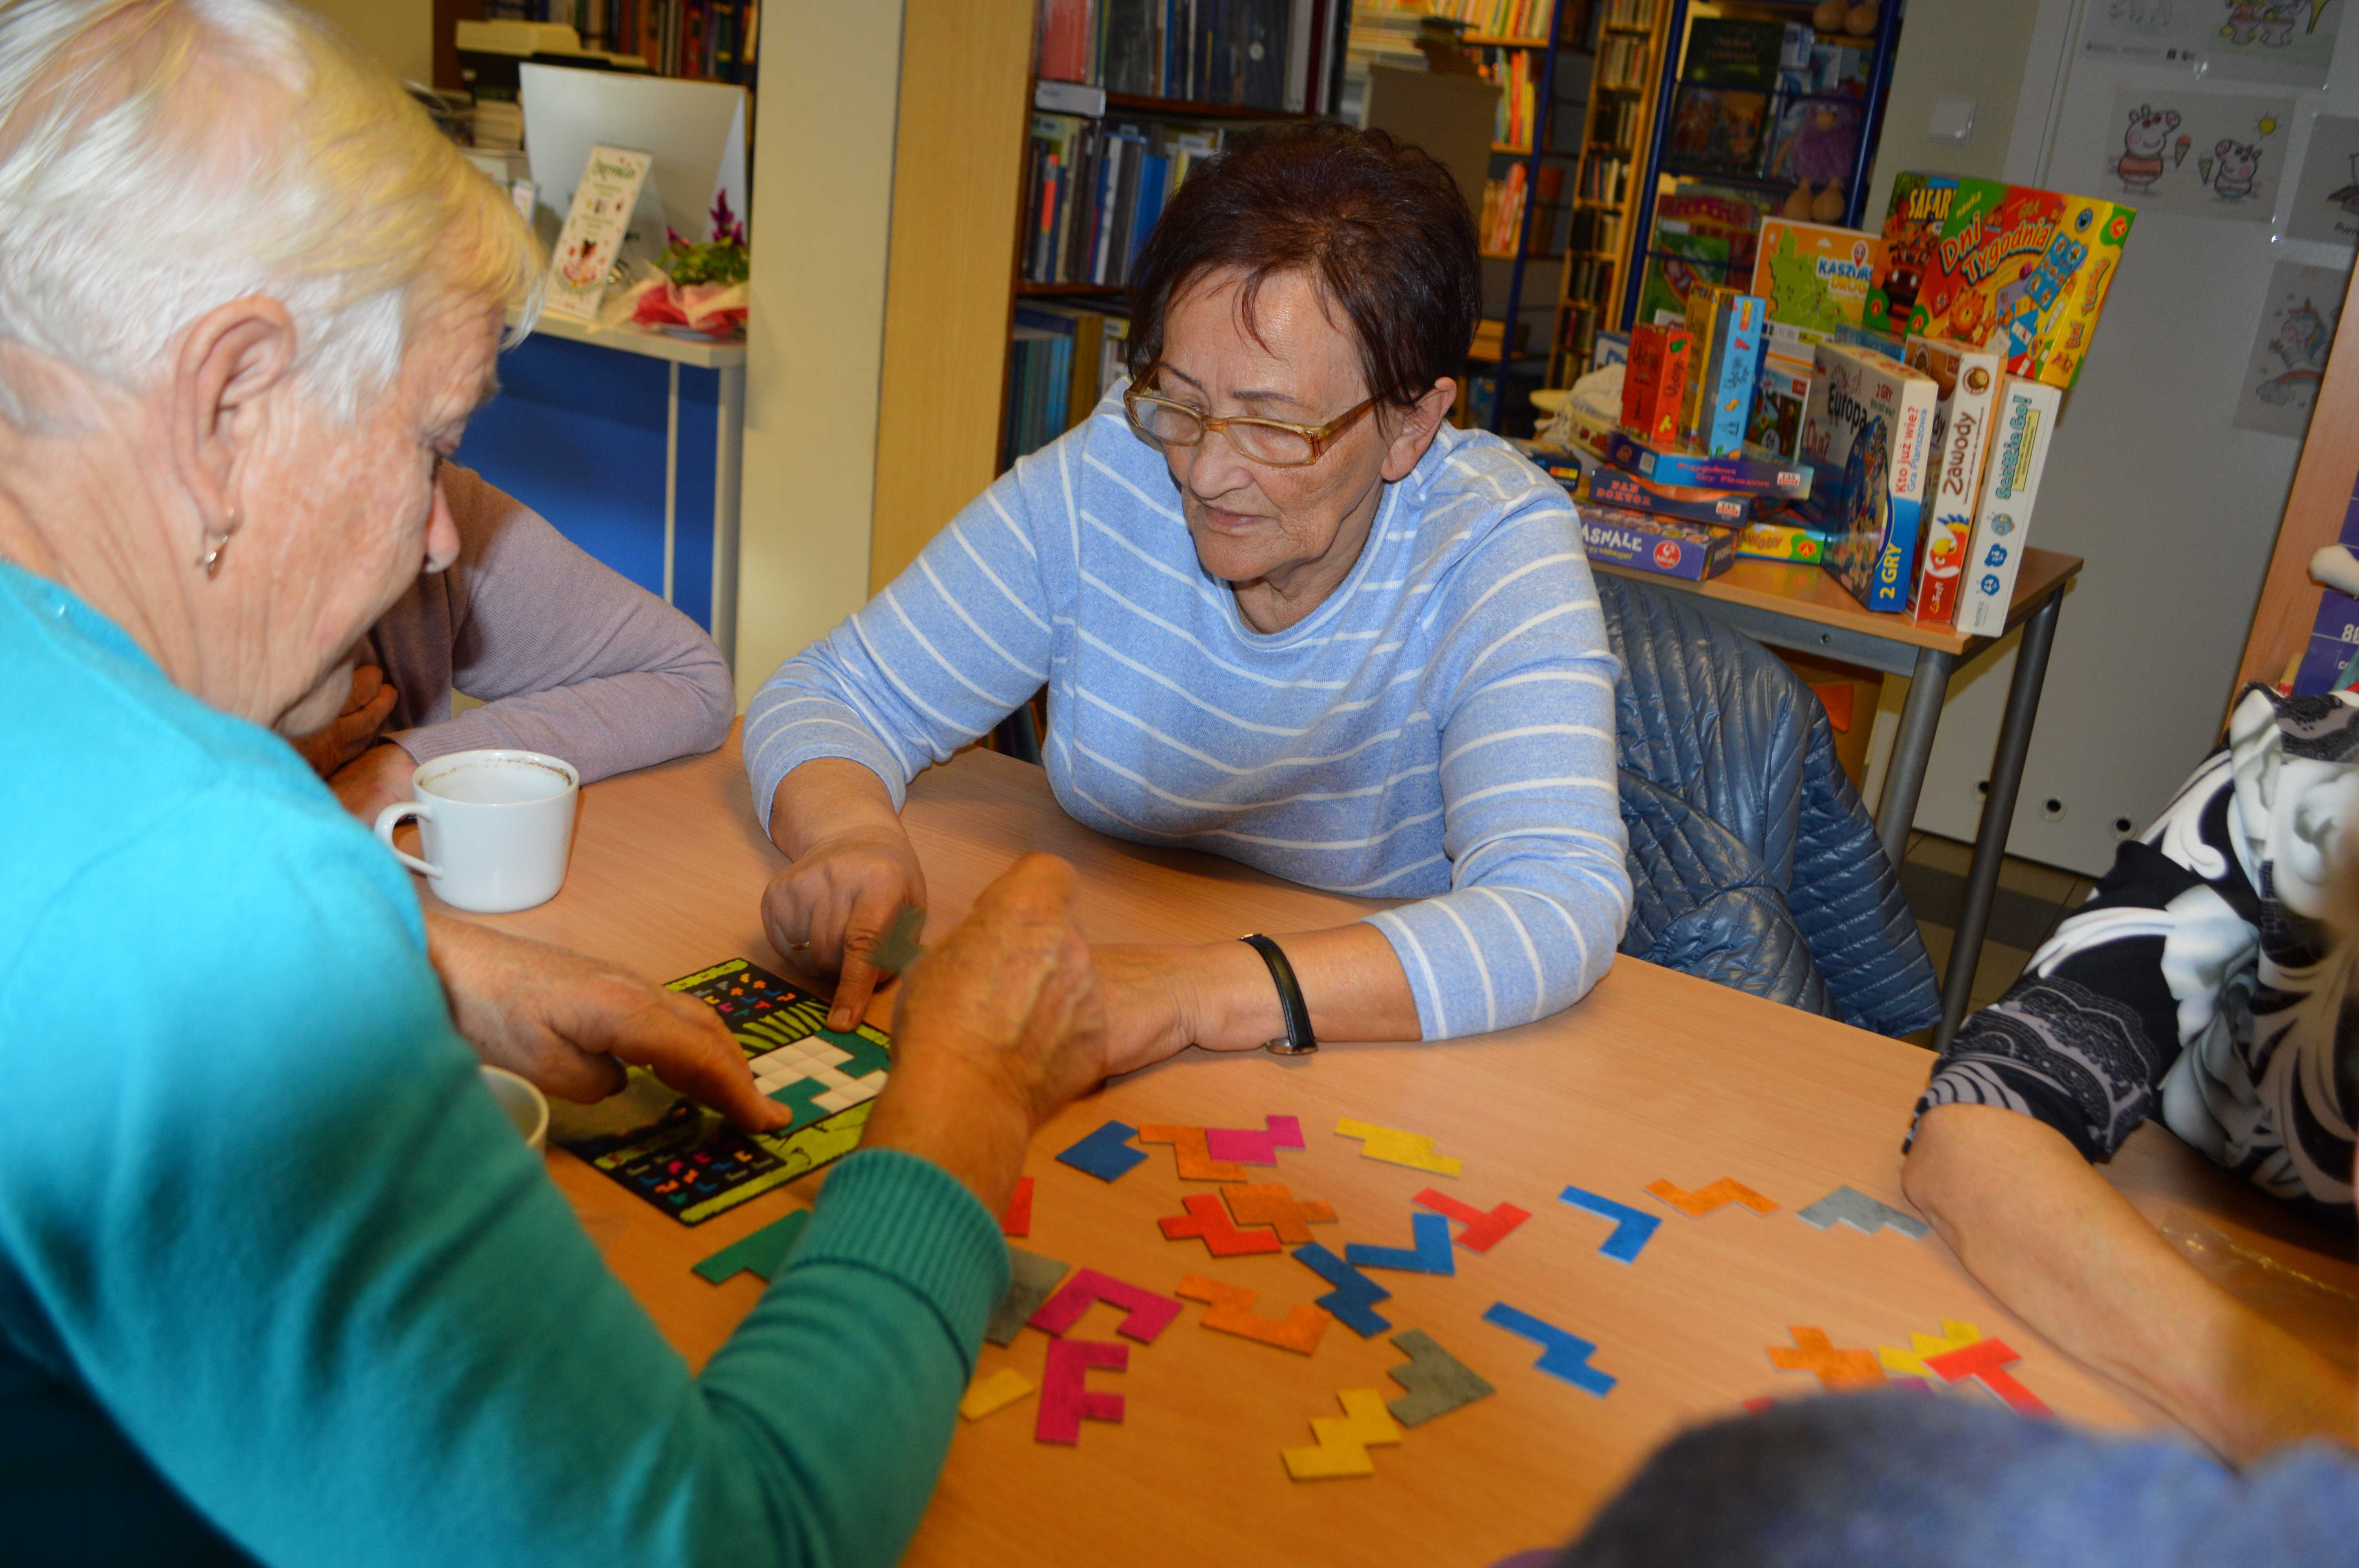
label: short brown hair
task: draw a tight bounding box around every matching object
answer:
[1123,122,1479,407]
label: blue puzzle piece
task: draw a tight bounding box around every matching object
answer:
[1344,1211,1457,1276]
[1291,1242,1392,1337]
[1054,1119,1147,1183]
[1484,1301,1615,1397]
[1558,1185,1661,1263]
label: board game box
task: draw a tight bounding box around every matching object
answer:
[1696,290,1769,456]
[1734,516,1836,563]
[1958,377,2063,637]
[1578,505,1739,581]
[1748,351,1814,459]
[1634,226,1736,329]
[1622,321,1691,446]
[1585,465,1753,526]
[1872,173,2136,390]
[1603,428,1814,499]
[1799,341,1939,613]
[1902,336,2003,626]
[554,958,891,1225]
[1750,219,1887,347]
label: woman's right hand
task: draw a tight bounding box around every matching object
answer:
[759,824,929,1032]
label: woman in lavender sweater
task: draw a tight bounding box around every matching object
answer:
[748,123,1633,1063]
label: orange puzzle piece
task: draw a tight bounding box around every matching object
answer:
[1176,1274,1332,1354]
[1768,1326,1887,1390]
[1138,1125,1250,1182]
[1221,1183,1337,1244]
[1646,1177,1777,1218]
[1160,1193,1283,1256]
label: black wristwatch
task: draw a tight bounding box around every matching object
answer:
[1240,933,1318,1056]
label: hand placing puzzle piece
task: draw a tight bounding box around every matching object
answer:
[1336,1117,1461,1176]
[1281,1388,1401,1480]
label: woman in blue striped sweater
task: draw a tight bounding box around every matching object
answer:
[749,123,1632,1069]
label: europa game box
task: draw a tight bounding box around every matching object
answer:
[1799,341,1939,613]
[1872,174,2135,390]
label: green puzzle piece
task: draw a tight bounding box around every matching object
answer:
[820,1025,891,1081]
[770,1076,834,1129]
[692,1208,812,1283]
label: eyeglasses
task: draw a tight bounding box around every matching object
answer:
[1124,369,1384,468]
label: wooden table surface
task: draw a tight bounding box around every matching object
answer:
[453,735,2355,1568]
[1594,545,2083,655]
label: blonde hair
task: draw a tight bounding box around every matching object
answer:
[0,0,542,426]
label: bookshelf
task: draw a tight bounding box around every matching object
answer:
[1615,0,1903,332]
[1548,0,1672,381]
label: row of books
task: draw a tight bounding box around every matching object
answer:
[1594,0,1661,27]
[1004,305,1133,471]
[1592,96,1644,147]
[1023,116,1220,288]
[1478,163,1565,255]
[1481,45,1543,151]
[1596,33,1652,89]
[483,0,758,82]
[1428,0,1559,38]
[1567,205,1623,254]
[1036,0,1349,115]
[1576,154,1635,204]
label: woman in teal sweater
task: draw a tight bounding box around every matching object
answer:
[0,4,1106,1564]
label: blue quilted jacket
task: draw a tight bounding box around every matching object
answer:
[1599,574,1941,1037]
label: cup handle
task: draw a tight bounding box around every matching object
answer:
[373,800,443,878]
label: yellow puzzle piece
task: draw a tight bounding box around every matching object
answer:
[1282,1388,1404,1480]
[1877,1319,1983,1378]
[1335,1118,1462,1178]
[958,1367,1036,1421]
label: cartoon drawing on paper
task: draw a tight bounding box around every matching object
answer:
[2117,104,2180,188]
[2097,87,2290,220]
[2211,139,2265,198]
[2085,0,2339,85]
[2257,296,2331,404]
[2234,260,2348,437]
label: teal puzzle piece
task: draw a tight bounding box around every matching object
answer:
[692,1209,812,1283]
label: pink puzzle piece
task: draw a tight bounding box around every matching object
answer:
[1027,1266,1183,1343]
[1036,1338,1128,1444]
[1204,1115,1307,1165]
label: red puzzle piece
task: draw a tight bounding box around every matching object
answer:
[1000,1175,1034,1238]
[1412,1188,1532,1252]
[1036,1338,1127,1443]
[1160,1193,1284,1256]
[1923,1337,2052,1417]
[1768,1326,1886,1389]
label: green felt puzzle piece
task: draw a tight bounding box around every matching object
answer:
[692,1208,812,1283]
[770,1075,834,1129]
[821,1024,892,1081]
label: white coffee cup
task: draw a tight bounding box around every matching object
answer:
[373,748,580,913]
[480,1065,550,1151]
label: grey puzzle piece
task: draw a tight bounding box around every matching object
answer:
[985,1247,1070,1346]
[867,905,927,978]
[1385,1328,1496,1426]
[1796,1185,1931,1240]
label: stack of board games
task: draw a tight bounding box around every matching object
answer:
[1901,336,2003,626]
[1872,173,2136,390]
[1957,377,2064,636]
[1685,288,1770,457]
[1796,340,1939,613]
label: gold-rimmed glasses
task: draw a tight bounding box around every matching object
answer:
[1124,368,1385,468]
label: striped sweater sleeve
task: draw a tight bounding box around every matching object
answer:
[744,441,1070,815]
[1366,495,1632,1038]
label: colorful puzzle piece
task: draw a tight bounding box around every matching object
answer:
[1385,1328,1495,1426]
[985,1248,1071,1346]
[1924,1337,2052,1417]
[1000,1175,1034,1237]
[1175,1274,1332,1354]
[1281,1388,1402,1480]
[1336,1117,1461,1176]
[959,1367,1036,1421]
[1292,1243,1392,1337]
[1558,1185,1661,1263]
[1483,1302,1615,1396]
[1029,1266,1183,1343]
[1412,1189,1530,1252]
[1055,1120,1147,1183]
[1159,1193,1285,1256]
[1768,1326,1887,1389]
[1877,1319,1983,1378]
[689,1208,811,1283]
[1796,1185,1931,1239]
[1220,1183,1336,1243]
[1345,1211,1457,1275]
[1036,1338,1127,1444]
[1138,1125,1250,1182]
[1645,1177,1777,1218]
[1204,1114,1306,1165]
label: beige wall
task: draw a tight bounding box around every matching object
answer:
[297,0,433,85]
[1864,0,2043,220]
[734,4,909,703]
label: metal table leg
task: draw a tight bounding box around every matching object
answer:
[1876,646,1956,870]
[1936,586,2067,1047]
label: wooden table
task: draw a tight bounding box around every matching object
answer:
[462,736,2351,1568]
[1593,547,2085,1046]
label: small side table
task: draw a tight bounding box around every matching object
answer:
[1592,548,2085,1045]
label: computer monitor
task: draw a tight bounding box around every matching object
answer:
[520,64,748,254]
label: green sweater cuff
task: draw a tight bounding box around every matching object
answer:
[781,1148,1010,1365]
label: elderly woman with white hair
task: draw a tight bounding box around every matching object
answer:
[0,4,1107,1564]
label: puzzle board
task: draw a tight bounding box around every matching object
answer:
[555,958,891,1225]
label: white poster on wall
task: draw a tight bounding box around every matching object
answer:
[2081,0,2343,88]
[2094,86,2295,221]
[2234,258,2348,434]
[2284,114,2359,245]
